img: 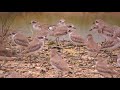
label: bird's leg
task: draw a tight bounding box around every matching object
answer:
[30,28,34,37]
[58,71,63,78]
[1,60,7,68]
[56,37,59,46]
[43,36,48,46]
[78,46,81,59]
[74,44,78,50]
[94,51,100,59]
[57,37,60,46]
[19,46,23,54]
[25,53,32,68]
[29,54,33,69]
[62,38,65,46]
[18,46,24,59]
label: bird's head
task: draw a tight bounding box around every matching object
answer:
[30,20,38,24]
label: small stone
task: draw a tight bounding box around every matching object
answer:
[0,70,5,74]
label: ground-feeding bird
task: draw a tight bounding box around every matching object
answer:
[90,23,114,42]
[49,47,70,77]
[21,36,45,66]
[56,19,66,27]
[10,31,29,53]
[101,37,120,51]
[67,27,85,58]
[84,34,101,57]
[112,25,120,39]
[30,20,44,37]
[31,20,50,38]
[90,19,120,43]
[5,71,24,78]
[116,54,120,67]
[31,20,42,31]
[95,56,120,78]
[90,19,112,33]
[35,24,50,45]
[49,23,70,46]
[89,19,119,42]
[22,36,45,54]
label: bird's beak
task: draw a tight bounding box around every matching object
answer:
[89,29,92,31]
[45,38,48,40]
[8,33,12,36]
[73,27,76,29]
[9,33,11,36]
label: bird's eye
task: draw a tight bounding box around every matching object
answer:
[68,25,72,28]
[12,32,16,35]
[32,21,37,23]
[68,30,72,32]
[93,22,95,24]
[38,37,44,39]
[93,26,97,29]
[95,20,99,23]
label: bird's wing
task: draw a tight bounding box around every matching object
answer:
[96,60,118,75]
[70,34,85,43]
[51,53,69,71]
[26,39,43,53]
[14,38,29,47]
[14,33,29,46]
[27,44,41,52]
[51,58,69,71]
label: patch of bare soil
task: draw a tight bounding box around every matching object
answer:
[0,40,120,78]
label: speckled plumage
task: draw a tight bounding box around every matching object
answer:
[23,37,44,54]
[50,49,69,72]
[96,57,119,77]
[12,32,29,47]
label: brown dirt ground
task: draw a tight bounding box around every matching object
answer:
[0,40,120,78]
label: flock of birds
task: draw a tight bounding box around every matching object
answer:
[8,19,120,78]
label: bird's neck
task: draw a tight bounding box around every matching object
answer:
[68,32,73,37]
[33,24,41,30]
[87,38,94,43]
[12,34,16,40]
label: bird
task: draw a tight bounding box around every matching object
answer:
[91,19,111,33]
[90,23,113,42]
[67,27,85,58]
[112,25,120,39]
[49,47,70,78]
[30,20,44,37]
[101,37,120,51]
[21,36,45,65]
[10,31,29,53]
[30,20,42,31]
[22,36,45,54]
[116,54,120,67]
[30,20,50,40]
[56,19,66,27]
[95,56,119,78]
[35,24,50,45]
[5,71,24,78]
[49,22,70,46]
[90,19,116,42]
[84,34,101,57]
